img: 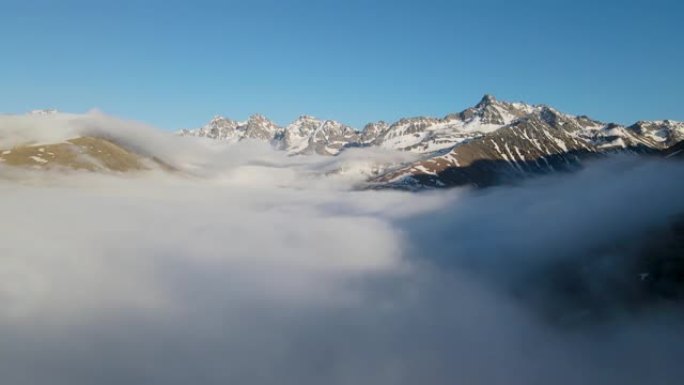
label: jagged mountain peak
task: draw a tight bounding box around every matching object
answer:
[247,113,272,123]
[631,119,684,127]
[625,120,684,147]
[476,94,497,108]
[293,115,319,122]
[362,121,389,131]
[209,115,233,123]
[288,115,351,127]
[359,121,390,145]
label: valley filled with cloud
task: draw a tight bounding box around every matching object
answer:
[1,112,683,384]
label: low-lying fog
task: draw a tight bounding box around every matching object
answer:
[1,112,683,384]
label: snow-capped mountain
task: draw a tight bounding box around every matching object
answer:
[362,95,534,153]
[178,114,280,144]
[625,120,684,149]
[278,116,359,155]
[179,95,684,188]
[373,115,598,188]
[181,114,359,155]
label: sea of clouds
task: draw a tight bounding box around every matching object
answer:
[1,112,684,384]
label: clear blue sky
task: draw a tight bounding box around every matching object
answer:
[1,0,682,130]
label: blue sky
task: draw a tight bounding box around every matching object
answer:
[1,0,682,130]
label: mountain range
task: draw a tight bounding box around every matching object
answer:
[180,95,684,188]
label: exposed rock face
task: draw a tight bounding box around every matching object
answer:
[179,116,240,141]
[178,114,280,143]
[373,116,598,188]
[625,120,684,149]
[282,116,359,155]
[279,115,322,152]
[243,114,281,142]
[359,121,389,145]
